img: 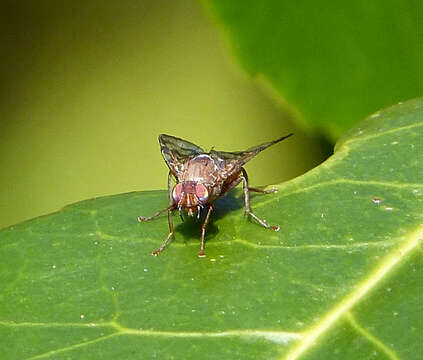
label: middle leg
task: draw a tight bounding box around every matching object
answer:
[248,186,277,194]
[241,168,280,231]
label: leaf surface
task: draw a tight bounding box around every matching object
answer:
[1,98,423,359]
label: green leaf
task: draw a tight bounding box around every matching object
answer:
[202,0,423,139]
[1,98,423,359]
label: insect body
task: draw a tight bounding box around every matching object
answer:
[138,133,293,257]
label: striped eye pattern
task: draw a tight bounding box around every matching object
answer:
[195,183,209,203]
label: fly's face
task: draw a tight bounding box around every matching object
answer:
[172,181,209,219]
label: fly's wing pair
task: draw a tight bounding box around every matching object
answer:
[209,133,293,178]
[159,133,293,180]
[159,134,205,177]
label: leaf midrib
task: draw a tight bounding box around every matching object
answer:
[284,223,423,360]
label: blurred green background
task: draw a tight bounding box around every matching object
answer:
[204,0,423,139]
[0,0,328,229]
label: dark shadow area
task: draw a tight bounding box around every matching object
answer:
[173,187,280,244]
[174,190,242,244]
[318,134,335,158]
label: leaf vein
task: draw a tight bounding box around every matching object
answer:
[346,313,400,360]
[24,333,119,360]
[284,224,423,359]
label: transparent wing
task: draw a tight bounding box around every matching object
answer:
[210,134,293,177]
[159,134,205,176]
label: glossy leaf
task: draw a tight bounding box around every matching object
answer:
[1,98,423,358]
[202,0,423,139]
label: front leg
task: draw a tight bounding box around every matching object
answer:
[137,171,175,222]
[138,204,176,255]
[137,171,178,255]
[241,168,280,231]
[152,170,177,255]
[152,208,175,256]
[137,204,173,222]
[199,205,213,258]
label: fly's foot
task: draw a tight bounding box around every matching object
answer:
[266,187,278,194]
[198,249,206,258]
[138,216,147,222]
[270,225,280,232]
[151,232,174,256]
[262,219,280,231]
[152,248,162,256]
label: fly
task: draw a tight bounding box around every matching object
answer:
[138,133,293,257]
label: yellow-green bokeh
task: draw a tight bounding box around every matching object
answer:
[0,0,328,229]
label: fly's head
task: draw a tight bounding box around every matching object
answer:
[172,181,209,220]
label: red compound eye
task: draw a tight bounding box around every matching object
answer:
[195,183,209,203]
[172,183,183,203]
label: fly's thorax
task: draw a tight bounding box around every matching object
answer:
[182,155,219,185]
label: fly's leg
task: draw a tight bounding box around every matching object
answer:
[199,205,213,258]
[138,171,175,223]
[241,168,280,231]
[137,171,177,256]
[152,208,175,256]
[138,203,175,256]
[137,205,173,222]
[248,186,277,194]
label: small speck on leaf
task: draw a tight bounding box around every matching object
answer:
[372,197,383,204]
